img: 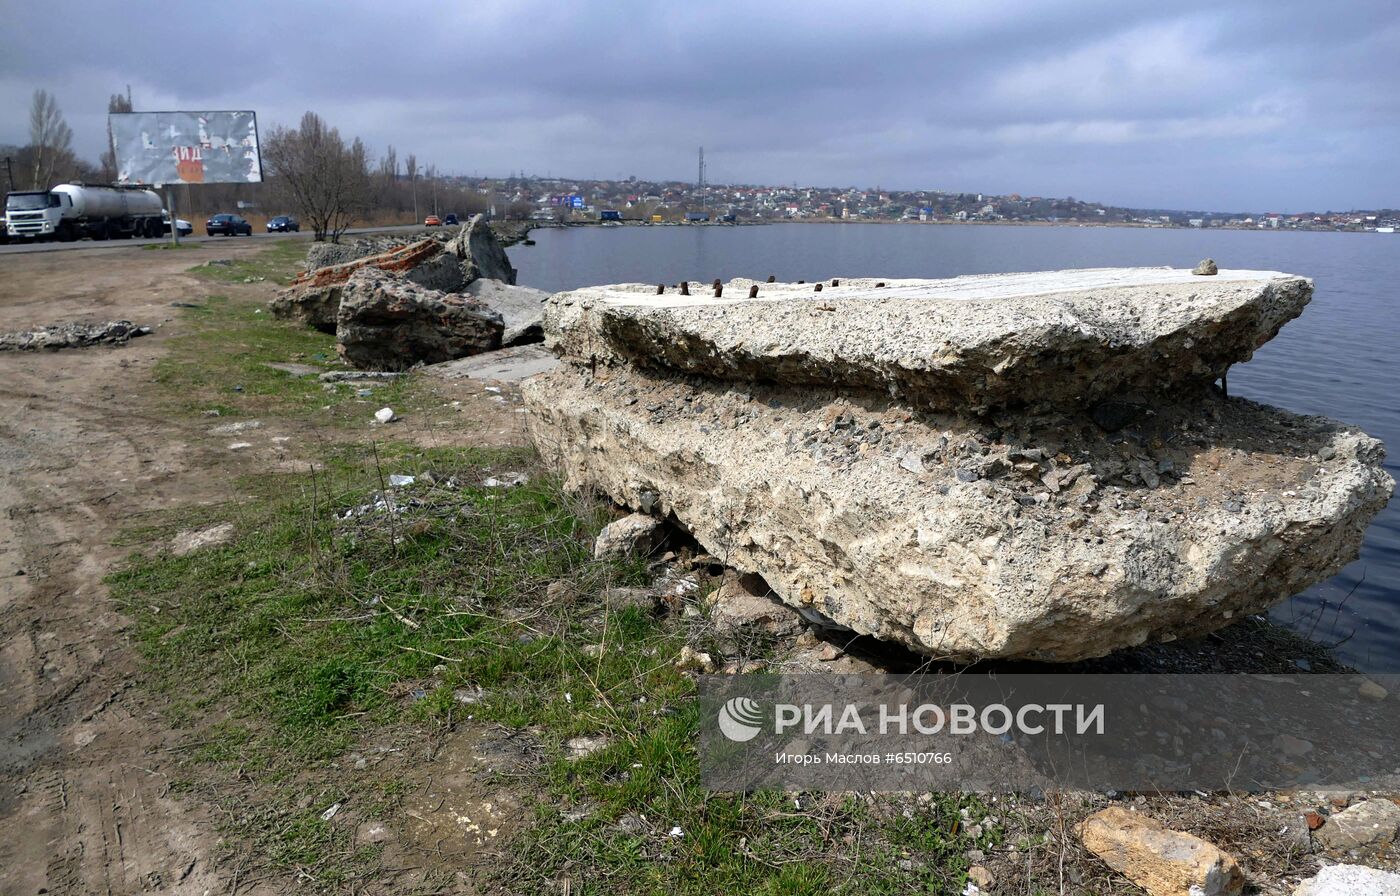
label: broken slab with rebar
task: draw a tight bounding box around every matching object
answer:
[525,268,1392,662]
[543,268,1313,413]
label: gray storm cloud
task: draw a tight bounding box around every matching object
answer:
[0,0,1395,211]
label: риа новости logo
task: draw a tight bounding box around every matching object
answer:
[717,696,765,742]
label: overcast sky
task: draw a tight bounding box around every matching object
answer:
[2,1,1396,212]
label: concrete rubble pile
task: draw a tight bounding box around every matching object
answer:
[270,215,546,368]
[0,319,152,351]
[525,268,1393,662]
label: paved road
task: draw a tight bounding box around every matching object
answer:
[0,223,426,256]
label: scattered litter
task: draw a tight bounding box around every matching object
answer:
[481,472,529,488]
[356,388,373,398]
[320,802,342,821]
[374,407,397,424]
[484,386,502,394]
[339,492,402,519]
[227,442,252,450]
[668,826,684,838]
[388,474,416,487]
[453,686,485,705]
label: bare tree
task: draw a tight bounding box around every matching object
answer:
[29,89,74,189]
[100,91,134,181]
[405,153,419,222]
[261,111,372,241]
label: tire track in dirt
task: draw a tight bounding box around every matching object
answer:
[0,245,278,895]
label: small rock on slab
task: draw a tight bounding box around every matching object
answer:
[1294,864,1400,896]
[1193,258,1219,275]
[1359,678,1389,701]
[1314,798,1400,851]
[594,513,664,560]
[1079,805,1244,896]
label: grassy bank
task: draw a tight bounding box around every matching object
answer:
[109,443,993,894]
[109,251,997,893]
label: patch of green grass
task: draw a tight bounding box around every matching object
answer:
[191,239,308,285]
[111,442,992,893]
[152,294,433,422]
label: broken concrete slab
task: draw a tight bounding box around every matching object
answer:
[525,365,1391,662]
[466,279,550,346]
[424,344,559,383]
[543,268,1312,413]
[0,320,151,351]
[453,214,517,285]
[269,284,342,333]
[1078,806,1244,896]
[336,268,503,371]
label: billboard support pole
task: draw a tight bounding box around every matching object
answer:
[167,187,179,246]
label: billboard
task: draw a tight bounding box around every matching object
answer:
[110,111,262,185]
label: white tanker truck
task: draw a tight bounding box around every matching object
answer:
[4,183,166,242]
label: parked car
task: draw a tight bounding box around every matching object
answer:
[162,212,193,237]
[266,215,300,233]
[424,215,442,227]
[206,213,252,236]
[443,213,459,226]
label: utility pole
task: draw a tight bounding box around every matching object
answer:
[697,146,707,214]
[3,156,14,192]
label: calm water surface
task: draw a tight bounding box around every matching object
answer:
[513,223,1400,671]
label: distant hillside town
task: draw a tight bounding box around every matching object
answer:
[467,173,1400,233]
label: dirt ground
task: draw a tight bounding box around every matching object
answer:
[0,244,525,895]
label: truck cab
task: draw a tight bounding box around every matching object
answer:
[4,191,69,239]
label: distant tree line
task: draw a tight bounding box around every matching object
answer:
[4,88,532,241]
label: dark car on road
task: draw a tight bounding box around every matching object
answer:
[443,213,459,226]
[266,215,300,233]
[206,213,252,237]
